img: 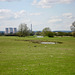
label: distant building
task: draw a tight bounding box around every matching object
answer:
[5,28,9,34]
[31,24,32,32]
[13,28,17,34]
[8,28,13,34]
[5,27,17,34]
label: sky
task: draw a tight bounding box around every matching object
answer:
[0,0,75,31]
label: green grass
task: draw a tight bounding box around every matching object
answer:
[0,36,75,75]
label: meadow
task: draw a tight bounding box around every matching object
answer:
[0,36,75,75]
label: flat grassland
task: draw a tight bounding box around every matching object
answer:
[0,36,75,75]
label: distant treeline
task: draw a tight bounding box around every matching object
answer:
[0,31,74,37]
[0,21,75,37]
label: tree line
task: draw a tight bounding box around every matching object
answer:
[0,21,75,37]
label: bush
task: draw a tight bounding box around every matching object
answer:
[35,31,42,35]
[46,31,54,37]
[41,27,54,37]
[0,32,4,36]
[42,31,54,37]
[72,32,75,37]
[56,32,64,36]
[30,31,35,36]
[5,33,18,36]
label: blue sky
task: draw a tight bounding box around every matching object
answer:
[0,0,75,31]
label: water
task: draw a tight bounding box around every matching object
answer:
[41,42,56,44]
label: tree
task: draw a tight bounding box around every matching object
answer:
[30,31,35,36]
[70,21,75,37]
[70,21,75,32]
[72,32,75,37]
[46,31,54,37]
[42,27,51,36]
[42,27,54,37]
[18,23,30,37]
[57,32,64,37]
[35,31,41,35]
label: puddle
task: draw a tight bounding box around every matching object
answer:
[37,36,44,38]
[41,42,56,44]
[15,39,62,44]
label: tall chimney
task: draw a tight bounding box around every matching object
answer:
[31,24,32,32]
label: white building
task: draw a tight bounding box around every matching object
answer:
[5,28,8,34]
[8,28,13,34]
[5,28,17,34]
[13,28,17,34]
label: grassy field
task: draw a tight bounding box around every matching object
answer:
[0,36,75,75]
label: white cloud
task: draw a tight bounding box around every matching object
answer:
[0,9,26,19]
[32,0,74,8]
[42,6,52,8]
[30,13,41,16]
[32,0,37,4]
[0,9,11,13]
[0,0,20,2]
[0,9,30,31]
[0,16,5,19]
[48,13,75,31]
[0,9,13,19]
[48,18,62,23]
[62,13,72,16]
[62,13,73,19]
[14,10,26,19]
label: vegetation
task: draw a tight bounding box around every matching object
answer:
[0,36,75,75]
[72,32,75,37]
[70,21,75,37]
[18,23,30,37]
[42,27,54,37]
[70,21,75,32]
[5,33,18,36]
[0,24,73,37]
[35,31,42,35]
[0,32,4,36]
[30,31,35,36]
[55,32,72,37]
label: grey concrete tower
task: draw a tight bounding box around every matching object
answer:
[31,24,32,32]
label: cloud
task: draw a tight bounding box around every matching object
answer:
[32,0,74,8]
[0,9,31,31]
[0,9,13,19]
[0,0,20,2]
[0,9,11,13]
[41,6,52,8]
[0,9,26,20]
[32,0,37,4]
[62,13,73,19]
[30,13,41,16]
[14,10,26,19]
[48,13,75,31]
[48,18,62,23]
[0,16,5,19]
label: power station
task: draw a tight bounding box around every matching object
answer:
[5,28,17,34]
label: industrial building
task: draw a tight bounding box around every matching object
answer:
[5,28,9,34]
[5,28,17,34]
[13,28,17,33]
